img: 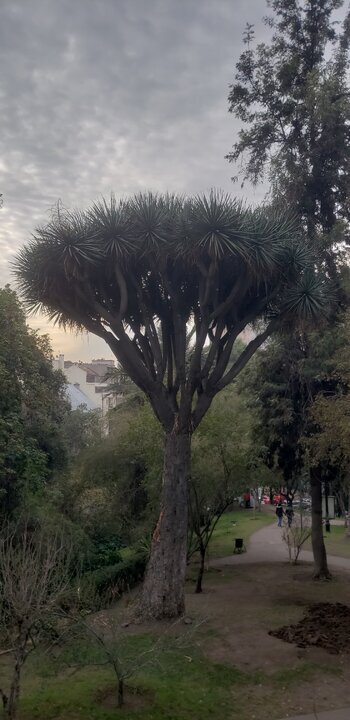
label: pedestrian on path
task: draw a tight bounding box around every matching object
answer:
[243,491,251,509]
[276,502,284,527]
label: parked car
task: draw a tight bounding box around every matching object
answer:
[273,493,287,505]
[300,498,312,510]
[290,496,311,510]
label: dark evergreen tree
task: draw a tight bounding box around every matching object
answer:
[0,286,69,515]
[227,0,350,247]
[242,323,350,577]
[228,0,350,578]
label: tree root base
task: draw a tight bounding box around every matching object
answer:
[312,571,332,581]
[135,597,185,622]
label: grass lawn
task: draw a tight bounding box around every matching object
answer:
[4,510,350,720]
[303,522,350,558]
[5,558,350,720]
[208,507,275,559]
[16,647,256,720]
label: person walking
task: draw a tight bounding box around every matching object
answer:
[276,502,284,528]
[243,491,251,509]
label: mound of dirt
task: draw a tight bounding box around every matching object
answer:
[269,602,350,654]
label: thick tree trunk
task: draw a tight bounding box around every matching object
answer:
[310,470,331,580]
[139,430,190,618]
[195,543,205,594]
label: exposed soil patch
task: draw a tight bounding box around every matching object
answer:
[184,564,350,718]
[269,602,350,654]
[95,684,154,711]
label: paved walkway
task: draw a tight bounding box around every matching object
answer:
[213,521,350,720]
[213,520,350,572]
[277,709,350,720]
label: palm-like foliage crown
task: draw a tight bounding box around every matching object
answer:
[14,191,331,431]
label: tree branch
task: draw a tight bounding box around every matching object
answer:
[216,318,279,391]
[128,321,157,379]
[115,263,128,322]
[187,310,210,389]
[130,276,165,380]
[209,272,248,323]
[208,302,267,387]
[200,318,226,380]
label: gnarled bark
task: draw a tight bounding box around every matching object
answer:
[310,470,331,580]
[139,430,190,618]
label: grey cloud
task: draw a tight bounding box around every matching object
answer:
[0,0,271,352]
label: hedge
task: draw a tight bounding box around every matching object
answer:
[83,549,148,603]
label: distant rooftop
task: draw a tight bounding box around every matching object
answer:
[54,355,115,374]
[66,383,99,411]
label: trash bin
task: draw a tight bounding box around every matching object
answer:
[234,538,244,553]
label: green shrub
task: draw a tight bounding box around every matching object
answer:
[82,535,123,571]
[82,549,147,603]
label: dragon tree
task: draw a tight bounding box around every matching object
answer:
[14,192,329,618]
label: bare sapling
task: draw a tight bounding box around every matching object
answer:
[60,610,206,708]
[0,520,72,720]
[282,512,312,564]
[188,482,232,594]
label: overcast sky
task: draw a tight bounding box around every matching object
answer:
[0,0,269,361]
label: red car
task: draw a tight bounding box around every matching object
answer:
[273,493,287,505]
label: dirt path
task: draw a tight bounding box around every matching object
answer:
[276,708,350,720]
[202,521,350,719]
[213,521,350,571]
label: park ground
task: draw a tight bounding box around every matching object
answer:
[2,508,350,720]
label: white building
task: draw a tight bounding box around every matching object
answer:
[53,355,123,417]
[66,383,97,411]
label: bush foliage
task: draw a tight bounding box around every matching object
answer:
[83,549,148,602]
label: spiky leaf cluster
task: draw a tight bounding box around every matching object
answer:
[14,192,330,431]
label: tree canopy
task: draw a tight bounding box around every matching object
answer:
[241,322,350,489]
[306,320,350,504]
[0,286,69,515]
[227,0,350,243]
[227,0,350,581]
[240,320,350,578]
[15,193,329,434]
[14,191,334,617]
